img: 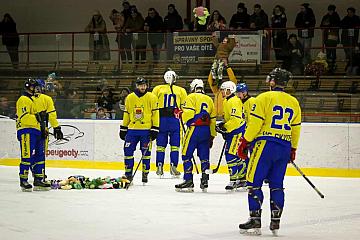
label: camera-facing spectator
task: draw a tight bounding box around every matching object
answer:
[207,10,226,31]
[229,3,250,30]
[320,5,341,73]
[295,3,316,65]
[0,96,15,118]
[96,107,111,119]
[340,7,360,60]
[97,87,117,119]
[281,34,304,75]
[250,4,269,60]
[121,1,132,23]
[116,87,130,120]
[271,5,287,60]
[85,10,110,61]
[0,13,19,69]
[144,8,164,61]
[163,4,183,32]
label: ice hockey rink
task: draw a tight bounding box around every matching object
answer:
[0,166,360,240]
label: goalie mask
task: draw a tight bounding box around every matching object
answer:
[164,70,178,84]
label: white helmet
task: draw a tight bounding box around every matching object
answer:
[190,79,204,92]
[164,70,178,84]
[220,81,236,94]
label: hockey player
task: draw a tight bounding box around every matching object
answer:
[237,68,301,235]
[119,77,159,184]
[216,81,247,191]
[175,79,216,192]
[33,79,63,180]
[152,70,187,177]
[16,79,50,191]
[236,83,255,124]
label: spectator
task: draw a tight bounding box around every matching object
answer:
[144,8,164,61]
[163,4,183,32]
[207,10,227,31]
[97,87,117,118]
[320,5,341,73]
[295,3,316,65]
[229,3,250,30]
[96,107,111,119]
[0,13,19,69]
[0,96,15,118]
[249,4,269,60]
[117,87,130,119]
[346,44,360,75]
[121,1,132,23]
[340,7,360,60]
[271,5,287,60]
[56,89,79,119]
[281,34,304,75]
[85,10,110,61]
[124,6,146,64]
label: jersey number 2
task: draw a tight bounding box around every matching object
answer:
[271,105,294,130]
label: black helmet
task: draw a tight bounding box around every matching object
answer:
[135,77,148,85]
[24,78,38,91]
[266,68,292,86]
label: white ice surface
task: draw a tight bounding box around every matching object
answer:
[1,166,360,240]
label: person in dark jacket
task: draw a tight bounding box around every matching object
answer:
[144,8,164,61]
[320,5,341,73]
[295,3,316,65]
[340,7,360,60]
[0,13,19,69]
[271,5,287,60]
[229,2,250,30]
[249,4,269,60]
[163,4,183,32]
[281,34,304,75]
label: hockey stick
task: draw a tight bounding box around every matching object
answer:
[206,140,226,174]
[126,143,150,190]
[169,83,199,174]
[291,161,325,199]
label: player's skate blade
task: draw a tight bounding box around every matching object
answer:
[239,228,261,235]
[175,180,194,192]
[33,180,51,191]
[170,164,181,178]
[20,181,32,192]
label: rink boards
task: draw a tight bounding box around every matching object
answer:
[0,119,359,177]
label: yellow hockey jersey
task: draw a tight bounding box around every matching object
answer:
[244,90,301,148]
[16,93,40,131]
[123,91,159,130]
[32,93,59,128]
[182,92,217,137]
[222,94,246,133]
[152,84,187,109]
[242,96,256,124]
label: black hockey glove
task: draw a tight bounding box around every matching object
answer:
[53,126,63,140]
[149,127,159,141]
[119,126,128,141]
[209,136,215,149]
[215,122,227,139]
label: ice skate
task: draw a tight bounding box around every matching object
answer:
[33,179,51,191]
[175,180,194,192]
[270,209,282,236]
[225,181,237,191]
[239,210,262,235]
[20,181,33,192]
[170,163,181,178]
[235,179,247,191]
[142,172,149,185]
[156,163,164,178]
[200,173,209,192]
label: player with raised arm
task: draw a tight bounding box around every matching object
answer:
[16,79,51,191]
[175,79,216,192]
[119,77,159,184]
[32,79,63,181]
[237,68,301,236]
[216,81,247,191]
[152,70,187,178]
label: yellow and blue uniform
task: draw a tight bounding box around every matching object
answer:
[152,84,187,168]
[244,88,301,212]
[222,94,247,181]
[181,92,216,180]
[122,90,159,177]
[16,92,43,182]
[32,93,60,176]
[241,96,256,124]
